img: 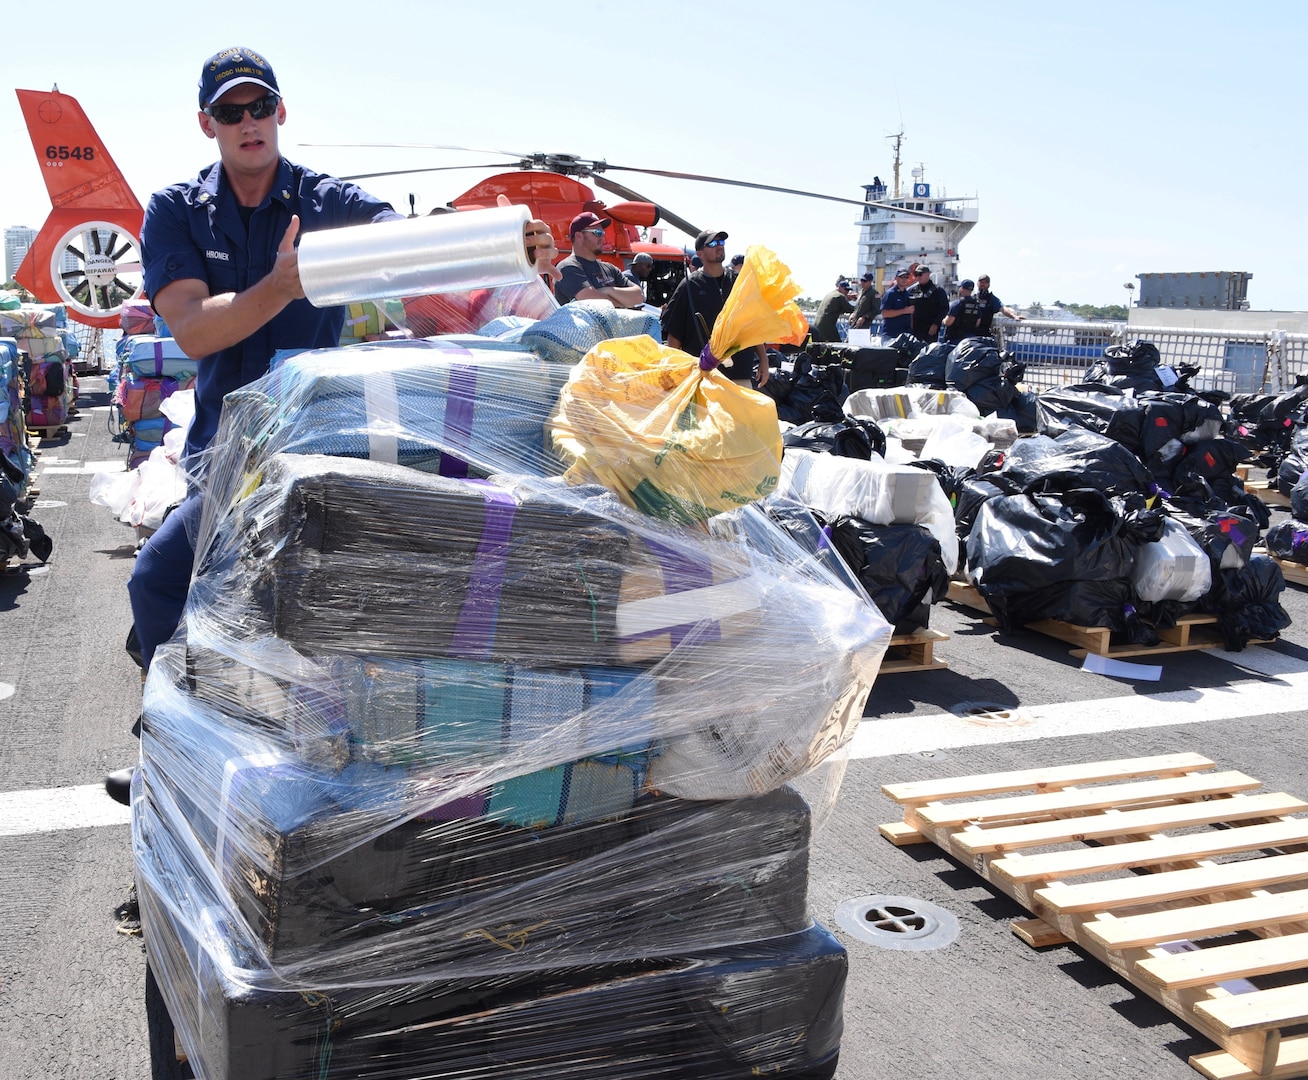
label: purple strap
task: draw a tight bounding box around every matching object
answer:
[153,340,164,377]
[449,486,516,660]
[622,540,719,648]
[698,343,720,371]
[437,363,476,478]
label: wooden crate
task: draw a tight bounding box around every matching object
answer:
[1244,478,1293,509]
[880,753,1308,1079]
[878,628,949,674]
[945,580,1250,658]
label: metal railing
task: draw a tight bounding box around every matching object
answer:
[991,319,1304,397]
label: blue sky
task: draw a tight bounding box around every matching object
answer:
[3,1,1304,309]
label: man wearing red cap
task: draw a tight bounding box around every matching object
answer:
[554,212,645,307]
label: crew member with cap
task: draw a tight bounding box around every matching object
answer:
[626,251,655,296]
[880,267,916,338]
[940,279,983,342]
[974,274,1025,333]
[849,271,881,330]
[554,212,645,307]
[729,254,745,272]
[106,46,405,803]
[661,227,769,386]
[812,277,856,342]
[908,265,950,342]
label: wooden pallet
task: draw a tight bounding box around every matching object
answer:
[880,753,1308,1079]
[946,579,1254,659]
[1272,555,1308,588]
[878,628,949,674]
[27,425,69,441]
[1244,478,1293,508]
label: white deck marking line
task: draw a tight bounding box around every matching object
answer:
[41,461,128,475]
[0,784,131,836]
[849,655,1308,760]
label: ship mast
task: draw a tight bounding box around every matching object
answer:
[888,130,904,199]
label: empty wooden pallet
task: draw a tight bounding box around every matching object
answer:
[880,753,1308,1079]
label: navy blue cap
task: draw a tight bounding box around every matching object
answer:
[199,47,280,108]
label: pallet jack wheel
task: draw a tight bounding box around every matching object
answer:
[145,963,193,1080]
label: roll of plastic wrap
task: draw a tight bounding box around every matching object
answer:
[298,204,534,307]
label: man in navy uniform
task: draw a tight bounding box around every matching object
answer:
[879,267,915,339]
[908,265,949,342]
[106,46,401,802]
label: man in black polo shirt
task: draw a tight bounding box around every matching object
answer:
[554,212,645,307]
[908,265,949,342]
[661,227,769,386]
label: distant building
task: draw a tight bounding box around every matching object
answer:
[1136,271,1252,311]
[4,225,37,282]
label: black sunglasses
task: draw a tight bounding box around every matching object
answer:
[204,92,280,125]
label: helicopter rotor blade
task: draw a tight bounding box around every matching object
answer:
[340,163,517,182]
[587,174,700,240]
[601,164,958,223]
[300,141,532,158]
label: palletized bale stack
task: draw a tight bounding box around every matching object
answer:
[958,390,1293,650]
[0,336,49,564]
[113,334,196,467]
[136,339,890,1079]
[0,302,76,433]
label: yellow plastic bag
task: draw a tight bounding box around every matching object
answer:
[707,244,809,366]
[548,333,782,523]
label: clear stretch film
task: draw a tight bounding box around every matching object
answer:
[298,204,534,307]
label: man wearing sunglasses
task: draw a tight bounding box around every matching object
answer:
[554,212,645,308]
[908,265,950,343]
[107,46,400,803]
[661,228,769,386]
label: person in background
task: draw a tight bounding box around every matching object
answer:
[812,277,855,342]
[974,274,1026,333]
[107,45,403,803]
[940,279,983,342]
[908,265,949,342]
[730,253,745,273]
[662,227,769,386]
[626,251,655,298]
[849,271,881,330]
[879,267,916,339]
[554,212,645,307]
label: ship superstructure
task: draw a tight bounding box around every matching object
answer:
[855,133,978,293]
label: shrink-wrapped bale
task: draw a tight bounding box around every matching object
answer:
[1131,517,1212,602]
[137,847,846,1080]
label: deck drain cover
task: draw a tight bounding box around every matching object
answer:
[949,700,1027,726]
[835,894,959,951]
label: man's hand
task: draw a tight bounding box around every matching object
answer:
[269,214,305,302]
[498,194,562,284]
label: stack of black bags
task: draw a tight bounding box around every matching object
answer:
[130,340,890,1080]
[951,343,1293,650]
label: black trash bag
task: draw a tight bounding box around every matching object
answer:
[886,333,927,363]
[1266,519,1308,564]
[756,498,865,597]
[1278,453,1307,498]
[945,337,1016,415]
[996,390,1039,434]
[966,488,1141,633]
[1036,384,1147,456]
[1225,375,1308,454]
[955,475,1015,538]
[1210,556,1292,651]
[1084,341,1165,392]
[0,511,30,561]
[21,515,52,563]
[1177,506,1261,576]
[1000,427,1155,498]
[827,518,949,632]
[907,341,954,388]
[783,416,886,459]
[765,353,847,424]
[1295,471,1308,520]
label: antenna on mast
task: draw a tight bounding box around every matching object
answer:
[887,129,904,199]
